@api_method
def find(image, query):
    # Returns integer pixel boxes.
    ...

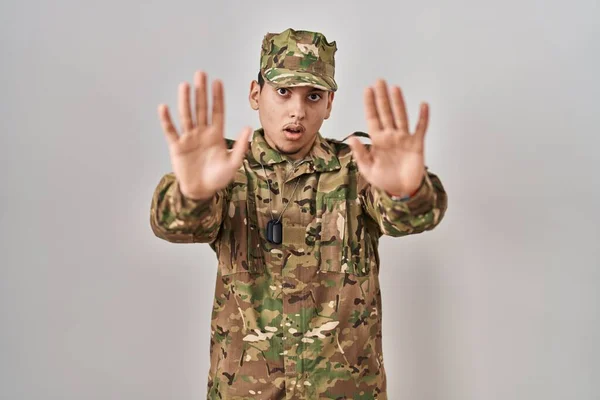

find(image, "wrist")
[178,184,215,201]
[387,185,420,199]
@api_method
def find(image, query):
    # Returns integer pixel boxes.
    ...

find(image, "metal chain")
[260,160,306,223]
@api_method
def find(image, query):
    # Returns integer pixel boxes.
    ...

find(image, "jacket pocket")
[319,194,369,277]
[216,194,265,276]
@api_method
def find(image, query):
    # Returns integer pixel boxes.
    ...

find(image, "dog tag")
[266,219,282,244]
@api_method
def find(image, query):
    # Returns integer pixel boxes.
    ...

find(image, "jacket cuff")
[378,172,435,212]
[171,181,216,220]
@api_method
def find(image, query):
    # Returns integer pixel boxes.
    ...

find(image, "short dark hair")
[257,71,264,90]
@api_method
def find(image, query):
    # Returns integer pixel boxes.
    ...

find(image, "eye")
[276,88,289,96]
[308,93,322,102]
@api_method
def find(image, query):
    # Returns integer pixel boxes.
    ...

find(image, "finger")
[229,127,252,169]
[364,87,382,134]
[157,104,179,145]
[195,71,208,129]
[390,86,409,134]
[414,102,429,139]
[211,80,225,132]
[374,79,396,130]
[347,136,373,175]
[178,82,194,132]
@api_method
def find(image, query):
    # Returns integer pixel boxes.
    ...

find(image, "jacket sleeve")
[149,173,227,244]
[360,167,448,237]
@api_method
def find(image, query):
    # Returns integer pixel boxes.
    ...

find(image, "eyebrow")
[283,87,326,94]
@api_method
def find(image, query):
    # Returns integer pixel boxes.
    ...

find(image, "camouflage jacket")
[150,129,448,399]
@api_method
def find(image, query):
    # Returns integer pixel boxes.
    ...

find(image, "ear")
[249,80,260,110]
[324,91,335,119]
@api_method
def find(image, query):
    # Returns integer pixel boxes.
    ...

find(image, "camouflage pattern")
[260,28,338,92]
[150,129,448,399]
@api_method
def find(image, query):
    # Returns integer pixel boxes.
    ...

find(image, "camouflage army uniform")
[150,29,448,400]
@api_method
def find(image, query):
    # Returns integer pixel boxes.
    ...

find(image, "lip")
[283,123,305,133]
[282,124,305,141]
[283,129,303,141]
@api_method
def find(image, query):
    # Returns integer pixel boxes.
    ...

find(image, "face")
[249,80,335,160]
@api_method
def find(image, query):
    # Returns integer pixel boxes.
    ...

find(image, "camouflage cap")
[260,28,338,92]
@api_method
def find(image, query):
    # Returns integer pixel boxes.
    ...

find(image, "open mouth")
[283,124,305,135]
[283,125,305,141]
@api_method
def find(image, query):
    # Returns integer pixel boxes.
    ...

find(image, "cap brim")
[263,68,337,92]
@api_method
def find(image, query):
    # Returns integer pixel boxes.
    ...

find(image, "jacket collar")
[250,128,341,172]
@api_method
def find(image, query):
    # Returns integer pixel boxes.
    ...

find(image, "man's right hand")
[157,70,252,200]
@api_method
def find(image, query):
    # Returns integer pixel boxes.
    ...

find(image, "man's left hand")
[347,79,429,198]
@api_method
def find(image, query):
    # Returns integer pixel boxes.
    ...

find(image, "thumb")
[229,126,252,169]
[347,136,373,175]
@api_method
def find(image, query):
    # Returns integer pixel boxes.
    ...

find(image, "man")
[150,28,447,400]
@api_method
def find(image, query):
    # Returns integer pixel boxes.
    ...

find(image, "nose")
[288,95,306,120]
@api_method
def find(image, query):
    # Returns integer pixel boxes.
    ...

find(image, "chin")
[277,144,303,156]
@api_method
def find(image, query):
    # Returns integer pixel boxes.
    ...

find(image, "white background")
[1,0,598,399]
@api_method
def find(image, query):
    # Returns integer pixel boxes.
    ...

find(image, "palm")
[169,126,231,196]
[158,71,251,199]
[348,80,429,197]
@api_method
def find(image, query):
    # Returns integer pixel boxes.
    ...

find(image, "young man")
[151,28,447,400]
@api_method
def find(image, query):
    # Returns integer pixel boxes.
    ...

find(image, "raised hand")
[347,79,429,197]
[157,70,252,200]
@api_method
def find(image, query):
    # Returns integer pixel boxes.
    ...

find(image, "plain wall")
[1,0,598,399]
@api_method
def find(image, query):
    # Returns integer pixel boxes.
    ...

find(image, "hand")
[157,70,252,200]
[347,79,429,197]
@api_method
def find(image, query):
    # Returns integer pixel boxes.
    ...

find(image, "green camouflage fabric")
[150,129,448,399]
[260,28,338,92]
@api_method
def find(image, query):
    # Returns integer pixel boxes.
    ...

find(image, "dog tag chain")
[260,161,303,244]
